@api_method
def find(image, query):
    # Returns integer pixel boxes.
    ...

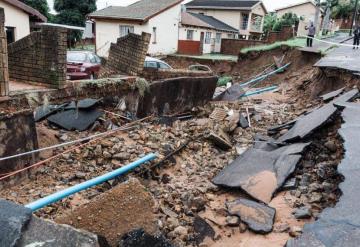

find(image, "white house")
[0,0,47,43]
[89,0,185,57]
[185,0,267,40]
[275,0,324,36]
[179,11,238,54]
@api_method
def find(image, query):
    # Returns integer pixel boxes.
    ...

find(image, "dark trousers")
[307,35,314,47]
[354,36,360,47]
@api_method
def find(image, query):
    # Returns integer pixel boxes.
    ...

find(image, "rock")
[226,216,240,227]
[59,134,69,142]
[173,226,188,240]
[193,216,215,245]
[324,140,337,152]
[103,151,112,159]
[0,199,32,247]
[119,229,173,247]
[94,145,102,156]
[293,207,311,219]
[75,172,86,179]
[239,114,249,129]
[309,193,322,203]
[239,222,248,233]
[289,226,302,238]
[18,216,101,247]
[280,129,289,135]
[113,152,131,160]
[166,218,179,230]
[226,198,276,234]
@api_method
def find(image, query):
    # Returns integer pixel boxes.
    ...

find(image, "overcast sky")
[47,0,305,13]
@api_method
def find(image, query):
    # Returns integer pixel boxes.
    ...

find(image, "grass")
[241,38,306,54]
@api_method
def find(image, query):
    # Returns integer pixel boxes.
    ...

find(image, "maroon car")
[67,51,101,80]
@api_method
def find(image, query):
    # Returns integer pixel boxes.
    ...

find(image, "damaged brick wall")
[0,8,9,96]
[136,76,218,118]
[8,26,67,88]
[0,110,38,175]
[100,32,151,77]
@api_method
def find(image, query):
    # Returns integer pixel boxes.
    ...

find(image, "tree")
[53,0,97,47]
[272,13,300,32]
[22,0,50,19]
[263,13,277,34]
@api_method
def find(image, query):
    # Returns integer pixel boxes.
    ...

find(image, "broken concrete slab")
[226,198,276,234]
[208,129,232,150]
[212,142,309,203]
[0,199,32,247]
[17,216,101,247]
[213,84,245,101]
[118,229,173,247]
[47,109,103,131]
[56,178,157,246]
[320,87,345,102]
[278,89,358,143]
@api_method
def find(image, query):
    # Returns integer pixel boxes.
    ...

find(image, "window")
[6,27,15,44]
[215,33,221,43]
[119,25,134,37]
[144,61,158,69]
[241,13,249,30]
[205,32,211,44]
[152,27,157,44]
[187,30,194,40]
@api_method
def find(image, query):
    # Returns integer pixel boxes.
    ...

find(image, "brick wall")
[0,8,8,96]
[221,26,294,55]
[8,26,67,88]
[100,32,151,77]
[178,40,202,55]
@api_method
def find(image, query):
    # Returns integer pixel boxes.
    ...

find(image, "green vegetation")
[241,38,306,53]
[21,0,51,19]
[263,12,301,34]
[173,54,238,62]
[217,76,232,87]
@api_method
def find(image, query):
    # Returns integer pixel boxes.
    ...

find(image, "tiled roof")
[89,0,183,22]
[182,12,238,32]
[186,0,260,10]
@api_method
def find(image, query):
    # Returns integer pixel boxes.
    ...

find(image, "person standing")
[353,25,360,49]
[305,22,316,47]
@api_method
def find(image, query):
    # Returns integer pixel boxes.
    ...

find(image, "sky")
[47,0,306,13]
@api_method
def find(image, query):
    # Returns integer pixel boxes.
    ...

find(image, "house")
[88,0,184,57]
[179,12,238,54]
[185,0,267,39]
[275,0,323,36]
[0,0,47,43]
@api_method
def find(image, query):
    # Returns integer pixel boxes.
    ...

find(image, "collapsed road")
[1,35,360,247]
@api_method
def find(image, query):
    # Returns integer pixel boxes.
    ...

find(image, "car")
[144,56,173,70]
[67,51,101,80]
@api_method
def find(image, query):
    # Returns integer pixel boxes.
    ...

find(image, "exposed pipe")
[241,86,278,98]
[239,63,291,88]
[25,153,157,211]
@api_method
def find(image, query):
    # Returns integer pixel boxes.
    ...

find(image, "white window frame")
[119,25,134,37]
[215,33,222,43]
[187,29,194,40]
[152,27,157,44]
[241,13,249,30]
[205,32,211,44]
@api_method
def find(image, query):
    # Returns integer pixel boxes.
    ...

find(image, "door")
[199,32,204,55]
[214,33,222,53]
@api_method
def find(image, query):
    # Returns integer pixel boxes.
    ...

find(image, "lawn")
[241,38,306,54]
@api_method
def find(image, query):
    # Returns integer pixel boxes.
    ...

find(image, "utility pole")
[350,0,359,36]
[314,0,321,34]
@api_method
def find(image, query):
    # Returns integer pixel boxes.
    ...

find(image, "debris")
[239,113,249,128]
[47,109,104,131]
[213,84,245,101]
[193,216,215,245]
[209,107,228,121]
[65,99,100,110]
[56,178,157,246]
[293,207,311,219]
[226,198,276,234]
[119,228,173,247]
[213,142,309,203]
[226,216,240,226]
[208,129,232,150]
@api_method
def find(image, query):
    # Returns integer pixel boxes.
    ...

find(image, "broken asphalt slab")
[287,94,360,247]
[213,84,245,101]
[212,142,309,203]
[278,89,359,143]
[320,87,345,102]
[47,109,104,131]
[226,198,276,234]
[65,99,101,110]
[0,199,32,247]
[119,229,173,247]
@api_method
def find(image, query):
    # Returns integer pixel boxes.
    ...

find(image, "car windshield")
[67,52,87,62]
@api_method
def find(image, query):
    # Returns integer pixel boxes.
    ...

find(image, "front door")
[199,32,204,55]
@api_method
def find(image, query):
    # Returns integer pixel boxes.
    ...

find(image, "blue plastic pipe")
[241,86,278,98]
[25,153,157,211]
[239,63,291,88]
